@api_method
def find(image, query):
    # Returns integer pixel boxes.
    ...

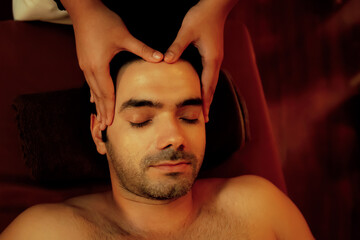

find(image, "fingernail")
[153,51,162,60]
[164,51,174,62]
[106,117,112,126]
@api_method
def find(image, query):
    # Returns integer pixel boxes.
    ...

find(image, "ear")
[90,114,107,155]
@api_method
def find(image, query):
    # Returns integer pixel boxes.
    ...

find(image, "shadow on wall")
[232,0,360,239]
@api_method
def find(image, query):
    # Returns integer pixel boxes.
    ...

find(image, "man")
[1,49,314,239]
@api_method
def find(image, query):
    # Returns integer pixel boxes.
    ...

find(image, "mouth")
[150,161,191,172]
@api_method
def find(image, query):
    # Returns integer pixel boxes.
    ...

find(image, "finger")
[90,89,95,103]
[93,93,108,130]
[94,96,101,122]
[84,67,115,127]
[164,28,193,63]
[94,96,107,130]
[103,90,115,126]
[92,68,115,128]
[125,37,163,63]
[84,71,101,120]
[201,59,221,122]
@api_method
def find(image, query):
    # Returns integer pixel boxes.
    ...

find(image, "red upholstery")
[202,19,286,192]
[0,21,109,231]
[0,20,285,232]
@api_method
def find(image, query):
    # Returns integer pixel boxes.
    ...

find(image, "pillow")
[13,87,109,187]
[12,71,247,186]
[202,70,248,169]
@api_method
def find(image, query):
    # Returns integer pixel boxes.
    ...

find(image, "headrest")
[13,70,247,186]
[203,70,247,170]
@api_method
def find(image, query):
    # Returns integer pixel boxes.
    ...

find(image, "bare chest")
[80,208,275,240]
[86,220,248,240]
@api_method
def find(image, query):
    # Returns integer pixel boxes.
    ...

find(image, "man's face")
[105,60,206,200]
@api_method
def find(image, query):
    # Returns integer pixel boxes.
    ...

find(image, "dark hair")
[109,45,203,89]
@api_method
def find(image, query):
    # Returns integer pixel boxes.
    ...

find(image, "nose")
[156,118,185,151]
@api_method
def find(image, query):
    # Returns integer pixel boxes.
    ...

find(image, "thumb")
[164,28,193,63]
[201,59,221,122]
[124,36,163,62]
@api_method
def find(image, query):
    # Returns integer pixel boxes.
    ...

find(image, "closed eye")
[181,118,199,124]
[130,120,152,128]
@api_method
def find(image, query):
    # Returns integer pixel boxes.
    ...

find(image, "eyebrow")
[176,98,202,108]
[120,97,202,112]
[120,99,163,112]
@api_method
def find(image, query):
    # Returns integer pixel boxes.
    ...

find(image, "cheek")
[106,135,143,174]
[107,121,153,160]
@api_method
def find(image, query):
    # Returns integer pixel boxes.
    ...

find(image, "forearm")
[57,0,105,24]
[199,0,239,18]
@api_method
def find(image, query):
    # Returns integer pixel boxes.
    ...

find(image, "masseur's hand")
[164,0,238,122]
[61,0,163,129]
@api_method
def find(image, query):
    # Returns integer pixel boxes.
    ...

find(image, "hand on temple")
[62,0,163,130]
[61,0,238,127]
[164,0,238,122]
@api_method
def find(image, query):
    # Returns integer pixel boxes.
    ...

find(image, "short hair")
[109,45,203,89]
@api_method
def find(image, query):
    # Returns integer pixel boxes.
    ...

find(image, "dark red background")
[1,0,359,239]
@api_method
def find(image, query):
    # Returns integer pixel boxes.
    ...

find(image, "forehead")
[115,60,201,105]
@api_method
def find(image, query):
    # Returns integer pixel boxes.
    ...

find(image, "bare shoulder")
[221,175,285,197]
[217,175,315,240]
[0,202,82,240]
[0,191,112,239]
[195,175,285,201]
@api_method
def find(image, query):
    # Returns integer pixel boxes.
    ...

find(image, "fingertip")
[164,51,175,63]
[89,89,95,103]
[203,109,210,123]
[104,100,115,127]
[100,122,107,131]
[126,38,163,63]
[201,93,212,123]
[105,113,114,126]
[152,51,163,61]
[165,30,191,63]
[203,105,210,123]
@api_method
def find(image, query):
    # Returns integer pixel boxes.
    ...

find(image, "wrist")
[199,0,238,17]
[59,0,104,24]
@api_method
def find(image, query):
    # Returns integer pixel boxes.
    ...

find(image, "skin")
[59,0,238,129]
[0,61,315,240]
[98,60,206,208]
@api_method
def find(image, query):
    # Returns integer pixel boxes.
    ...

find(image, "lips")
[150,161,191,172]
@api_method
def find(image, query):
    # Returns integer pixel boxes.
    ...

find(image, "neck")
[108,179,197,235]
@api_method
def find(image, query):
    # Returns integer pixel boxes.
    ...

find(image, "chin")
[138,175,196,200]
